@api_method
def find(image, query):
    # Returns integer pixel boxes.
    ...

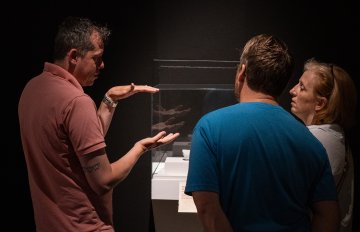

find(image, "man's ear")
[315,96,327,111]
[236,64,246,83]
[68,49,78,65]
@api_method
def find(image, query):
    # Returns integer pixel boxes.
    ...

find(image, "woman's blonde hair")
[304,58,357,130]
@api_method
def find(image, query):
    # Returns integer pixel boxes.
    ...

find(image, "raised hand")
[107,83,159,101]
[137,131,180,152]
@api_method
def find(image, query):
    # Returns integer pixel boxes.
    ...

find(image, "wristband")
[102,93,118,107]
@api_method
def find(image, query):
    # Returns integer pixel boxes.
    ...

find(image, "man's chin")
[89,76,98,85]
[83,80,96,87]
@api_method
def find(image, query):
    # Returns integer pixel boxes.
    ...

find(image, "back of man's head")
[239,34,294,98]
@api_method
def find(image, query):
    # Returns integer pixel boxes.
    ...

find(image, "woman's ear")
[315,96,327,111]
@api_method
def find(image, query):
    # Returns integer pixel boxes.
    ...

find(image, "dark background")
[10,0,359,231]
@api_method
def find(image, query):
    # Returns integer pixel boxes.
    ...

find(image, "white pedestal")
[151,157,202,232]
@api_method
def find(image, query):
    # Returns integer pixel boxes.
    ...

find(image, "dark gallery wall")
[10,0,359,231]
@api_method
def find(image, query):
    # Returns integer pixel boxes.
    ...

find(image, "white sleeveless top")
[308,124,353,232]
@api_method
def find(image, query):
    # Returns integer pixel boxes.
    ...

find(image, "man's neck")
[239,84,278,105]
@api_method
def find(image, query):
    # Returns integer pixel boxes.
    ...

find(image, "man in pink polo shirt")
[18,16,179,232]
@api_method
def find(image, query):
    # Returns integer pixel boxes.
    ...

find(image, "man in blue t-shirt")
[185,34,339,232]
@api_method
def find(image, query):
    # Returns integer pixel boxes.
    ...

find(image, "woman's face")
[289,70,319,125]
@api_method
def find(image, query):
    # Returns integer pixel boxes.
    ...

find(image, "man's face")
[74,32,105,87]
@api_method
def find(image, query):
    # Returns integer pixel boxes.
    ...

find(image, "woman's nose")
[289,87,296,96]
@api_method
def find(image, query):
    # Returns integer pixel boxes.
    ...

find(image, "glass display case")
[150,60,238,232]
[151,83,237,164]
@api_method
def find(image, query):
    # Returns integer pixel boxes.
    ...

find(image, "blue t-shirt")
[185,102,337,231]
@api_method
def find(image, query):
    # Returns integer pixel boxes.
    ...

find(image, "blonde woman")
[290,58,357,232]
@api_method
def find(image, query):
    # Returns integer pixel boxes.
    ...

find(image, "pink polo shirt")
[18,63,113,231]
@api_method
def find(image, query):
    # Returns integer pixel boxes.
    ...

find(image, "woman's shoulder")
[308,124,343,137]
